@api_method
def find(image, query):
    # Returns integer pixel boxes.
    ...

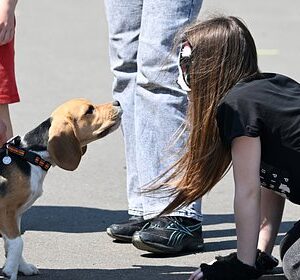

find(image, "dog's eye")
[84,105,94,115]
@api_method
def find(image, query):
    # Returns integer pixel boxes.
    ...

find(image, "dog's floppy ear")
[48,118,82,171]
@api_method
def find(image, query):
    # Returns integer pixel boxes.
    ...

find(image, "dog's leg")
[18,257,39,276]
[1,211,37,280]
[16,216,39,276]
[3,237,39,278]
[2,236,23,280]
[1,210,22,280]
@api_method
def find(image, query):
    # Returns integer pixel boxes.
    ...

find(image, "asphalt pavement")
[2,0,300,279]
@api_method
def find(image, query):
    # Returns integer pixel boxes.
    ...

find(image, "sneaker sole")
[132,232,204,254]
[106,228,133,243]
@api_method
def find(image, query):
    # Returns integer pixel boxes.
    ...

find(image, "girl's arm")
[189,136,263,280]
[189,136,278,280]
[231,136,261,266]
[0,0,18,45]
[258,187,285,254]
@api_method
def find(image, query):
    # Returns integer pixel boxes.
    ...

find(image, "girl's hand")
[189,253,262,280]
[188,268,203,280]
[0,0,17,45]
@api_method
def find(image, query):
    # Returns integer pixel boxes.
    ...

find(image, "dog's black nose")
[113,100,120,106]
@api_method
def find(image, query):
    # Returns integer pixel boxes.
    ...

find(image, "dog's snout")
[112,100,120,107]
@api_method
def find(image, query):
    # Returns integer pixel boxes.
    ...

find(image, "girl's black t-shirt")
[217,73,300,204]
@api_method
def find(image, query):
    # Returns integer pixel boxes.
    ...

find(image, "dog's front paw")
[18,262,39,276]
[2,266,18,280]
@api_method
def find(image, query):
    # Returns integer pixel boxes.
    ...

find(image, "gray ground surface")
[1,0,299,279]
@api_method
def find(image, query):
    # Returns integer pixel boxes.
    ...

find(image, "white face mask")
[177,41,192,92]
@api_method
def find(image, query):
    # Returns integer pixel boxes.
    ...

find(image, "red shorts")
[0,37,19,104]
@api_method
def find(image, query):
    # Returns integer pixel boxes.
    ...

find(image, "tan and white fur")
[0,98,122,280]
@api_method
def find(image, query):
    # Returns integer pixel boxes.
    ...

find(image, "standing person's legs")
[0,104,12,144]
[104,0,149,242]
[104,0,142,212]
[0,38,19,145]
[0,117,8,145]
[131,0,204,254]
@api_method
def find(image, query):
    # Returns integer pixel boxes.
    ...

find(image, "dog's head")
[48,98,122,171]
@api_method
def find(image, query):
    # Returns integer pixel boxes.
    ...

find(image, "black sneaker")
[132,216,204,254]
[106,216,149,242]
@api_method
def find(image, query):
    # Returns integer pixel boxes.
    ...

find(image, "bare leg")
[0,104,13,145]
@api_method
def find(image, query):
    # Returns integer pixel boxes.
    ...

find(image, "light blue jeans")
[104,0,203,221]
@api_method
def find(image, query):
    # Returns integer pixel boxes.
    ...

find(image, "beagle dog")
[0,98,122,280]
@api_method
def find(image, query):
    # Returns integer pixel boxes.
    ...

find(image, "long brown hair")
[161,16,259,214]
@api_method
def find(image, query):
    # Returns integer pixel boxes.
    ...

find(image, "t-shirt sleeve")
[216,97,261,146]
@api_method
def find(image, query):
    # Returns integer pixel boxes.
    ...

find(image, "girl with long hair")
[164,15,300,280]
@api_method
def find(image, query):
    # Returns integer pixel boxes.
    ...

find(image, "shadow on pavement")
[0,265,198,280]
[22,208,297,235]
[21,207,296,255]
[260,276,286,280]
[21,206,129,233]
[202,214,295,252]
[0,266,287,280]
[203,213,296,233]
[259,267,286,279]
